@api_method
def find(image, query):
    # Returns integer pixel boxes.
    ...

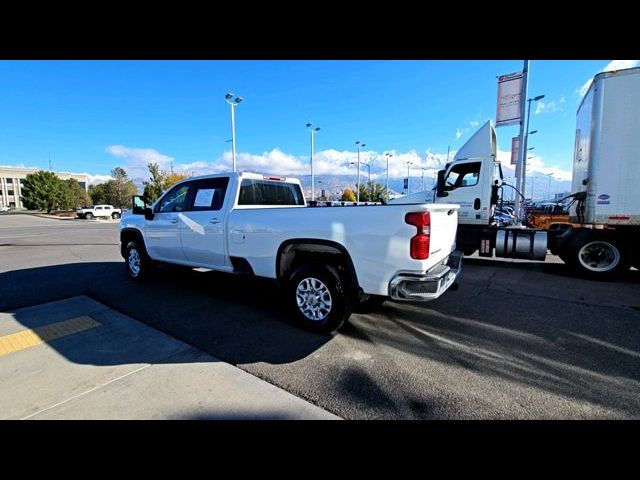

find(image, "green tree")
[20,170,67,213]
[357,181,387,203]
[142,162,167,205]
[62,178,91,209]
[340,188,356,202]
[89,183,108,205]
[107,167,138,208]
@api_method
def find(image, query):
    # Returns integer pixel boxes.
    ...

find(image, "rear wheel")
[125,241,153,280]
[85,212,94,220]
[285,263,352,334]
[566,232,629,279]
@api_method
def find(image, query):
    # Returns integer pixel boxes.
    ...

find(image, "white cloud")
[105,145,175,178]
[577,60,640,98]
[455,129,463,139]
[469,120,480,127]
[84,174,113,185]
[534,100,560,115]
[496,148,571,181]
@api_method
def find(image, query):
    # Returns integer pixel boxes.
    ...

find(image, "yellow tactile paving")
[0,316,101,357]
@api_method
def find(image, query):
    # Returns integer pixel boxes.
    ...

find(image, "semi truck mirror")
[436,170,448,197]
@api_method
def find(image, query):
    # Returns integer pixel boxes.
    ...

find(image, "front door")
[145,182,193,261]
[179,177,230,268]
[440,159,487,225]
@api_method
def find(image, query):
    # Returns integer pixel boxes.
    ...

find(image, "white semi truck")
[391,66,640,279]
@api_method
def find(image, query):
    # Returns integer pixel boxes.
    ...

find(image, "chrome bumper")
[389,250,463,301]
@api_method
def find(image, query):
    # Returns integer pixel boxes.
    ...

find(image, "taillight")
[405,211,430,259]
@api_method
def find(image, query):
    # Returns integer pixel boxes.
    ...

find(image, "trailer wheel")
[568,233,629,279]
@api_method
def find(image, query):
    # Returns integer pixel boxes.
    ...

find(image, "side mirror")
[436,170,448,198]
[132,195,146,215]
[144,207,155,221]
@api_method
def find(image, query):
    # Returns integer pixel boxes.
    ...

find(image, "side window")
[190,177,230,211]
[444,162,481,191]
[95,206,103,210]
[238,179,305,206]
[157,183,191,213]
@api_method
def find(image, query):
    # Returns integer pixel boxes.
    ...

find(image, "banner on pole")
[510,137,519,165]
[496,72,523,127]
[403,178,408,189]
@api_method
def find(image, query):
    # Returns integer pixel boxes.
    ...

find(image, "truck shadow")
[0,262,331,367]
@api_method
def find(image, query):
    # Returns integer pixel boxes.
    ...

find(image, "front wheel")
[112,212,121,219]
[125,241,153,280]
[285,263,352,334]
[84,212,94,220]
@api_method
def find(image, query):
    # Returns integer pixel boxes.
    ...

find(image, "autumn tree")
[340,188,356,202]
[165,172,188,189]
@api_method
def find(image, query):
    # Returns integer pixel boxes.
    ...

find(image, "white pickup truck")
[77,205,122,220]
[120,172,462,333]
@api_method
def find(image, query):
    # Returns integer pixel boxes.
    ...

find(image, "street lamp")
[355,141,365,202]
[545,173,554,200]
[306,123,321,202]
[421,167,428,191]
[406,161,412,194]
[384,153,393,202]
[521,95,544,200]
[225,92,243,172]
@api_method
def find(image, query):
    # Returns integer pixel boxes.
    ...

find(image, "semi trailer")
[391,66,640,279]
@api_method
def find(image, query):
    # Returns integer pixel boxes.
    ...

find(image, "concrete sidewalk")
[0,296,338,419]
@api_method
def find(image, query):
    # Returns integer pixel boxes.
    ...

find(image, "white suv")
[76,205,122,220]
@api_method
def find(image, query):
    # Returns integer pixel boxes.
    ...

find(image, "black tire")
[285,263,352,334]
[112,212,121,219]
[353,294,387,314]
[85,212,94,220]
[125,240,153,280]
[565,231,629,280]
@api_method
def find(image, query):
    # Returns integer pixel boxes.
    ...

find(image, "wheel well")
[120,228,146,258]
[277,240,359,291]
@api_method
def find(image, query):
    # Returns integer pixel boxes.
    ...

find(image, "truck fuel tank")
[495,228,547,261]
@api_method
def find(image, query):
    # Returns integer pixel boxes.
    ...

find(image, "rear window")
[238,179,305,206]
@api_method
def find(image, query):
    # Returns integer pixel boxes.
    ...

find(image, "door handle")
[170,218,179,224]
[209,218,221,224]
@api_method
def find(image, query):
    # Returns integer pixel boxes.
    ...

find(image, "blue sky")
[0,59,636,184]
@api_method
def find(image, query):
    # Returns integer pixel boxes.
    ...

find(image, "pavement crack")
[20,364,151,420]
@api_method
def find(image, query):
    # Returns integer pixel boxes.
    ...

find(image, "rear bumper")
[388,250,463,302]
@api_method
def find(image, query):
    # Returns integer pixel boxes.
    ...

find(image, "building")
[0,166,88,209]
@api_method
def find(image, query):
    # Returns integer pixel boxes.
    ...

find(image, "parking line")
[0,316,101,357]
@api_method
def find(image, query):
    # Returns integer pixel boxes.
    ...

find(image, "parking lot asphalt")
[2,213,640,419]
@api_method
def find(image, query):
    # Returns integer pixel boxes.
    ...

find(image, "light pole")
[521,94,544,202]
[421,167,428,191]
[318,180,323,201]
[306,123,321,201]
[545,173,554,200]
[384,153,393,202]
[355,141,365,202]
[225,92,243,172]
[406,161,412,194]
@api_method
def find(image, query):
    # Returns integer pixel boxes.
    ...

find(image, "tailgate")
[427,204,459,264]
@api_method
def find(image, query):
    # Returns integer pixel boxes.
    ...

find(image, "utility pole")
[355,141,365,202]
[445,145,451,163]
[514,60,530,223]
[384,153,393,203]
[49,153,52,172]
[170,161,174,175]
[406,161,412,194]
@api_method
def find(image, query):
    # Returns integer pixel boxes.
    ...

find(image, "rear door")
[179,177,231,267]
